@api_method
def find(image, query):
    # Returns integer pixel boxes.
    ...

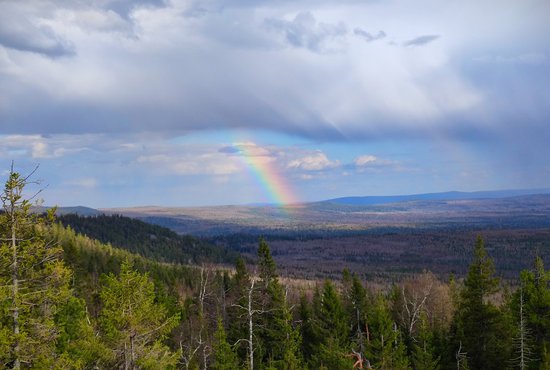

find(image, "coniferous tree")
[412,313,440,370]
[98,260,180,369]
[342,271,370,356]
[212,317,239,370]
[256,239,301,369]
[368,294,410,370]
[310,280,350,370]
[456,236,511,370]
[55,296,112,368]
[515,256,550,369]
[299,292,318,366]
[0,168,72,368]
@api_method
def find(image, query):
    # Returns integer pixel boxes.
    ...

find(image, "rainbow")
[236,142,299,206]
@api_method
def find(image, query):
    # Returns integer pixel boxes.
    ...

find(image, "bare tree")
[180,266,213,370]
[232,272,274,370]
[397,273,434,338]
[456,341,468,370]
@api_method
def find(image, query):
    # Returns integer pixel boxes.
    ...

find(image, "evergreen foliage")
[58,213,238,264]
[99,260,180,369]
[456,236,513,370]
[411,313,440,370]
[212,317,240,370]
[514,256,550,369]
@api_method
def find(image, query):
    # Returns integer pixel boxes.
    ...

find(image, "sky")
[0,0,549,207]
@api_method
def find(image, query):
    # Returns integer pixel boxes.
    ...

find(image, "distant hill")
[323,189,550,206]
[55,206,102,216]
[32,205,101,216]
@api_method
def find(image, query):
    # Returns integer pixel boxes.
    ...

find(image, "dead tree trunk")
[10,193,20,370]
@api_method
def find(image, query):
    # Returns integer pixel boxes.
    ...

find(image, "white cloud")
[354,155,377,166]
[288,151,340,171]
[352,154,400,172]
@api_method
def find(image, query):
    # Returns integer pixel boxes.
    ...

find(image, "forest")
[2,170,550,370]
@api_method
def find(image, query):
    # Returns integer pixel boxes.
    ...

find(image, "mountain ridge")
[321,188,550,206]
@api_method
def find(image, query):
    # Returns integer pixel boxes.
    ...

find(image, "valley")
[100,192,550,281]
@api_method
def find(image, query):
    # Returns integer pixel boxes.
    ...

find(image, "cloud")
[0,134,84,159]
[264,11,347,53]
[351,154,400,173]
[353,28,386,42]
[232,142,274,157]
[0,3,75,58]
[101,0,167,19]
[354,155,378,166]
[287,151,340,171]
[402,34,440,47]
[0,0,548,154]
[219,146,241,154]
[473,53,547,65]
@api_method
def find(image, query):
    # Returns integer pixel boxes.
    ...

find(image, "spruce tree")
[212,317,239,370]
[256,239,301,369]
[0,167,72,368]
[349,273,369,354]
[457,236,511,369]
[367,294,410,370]
[299,292,318,365]
[515,256,550,369]
[412,313,440,370]
[310,280,350,370]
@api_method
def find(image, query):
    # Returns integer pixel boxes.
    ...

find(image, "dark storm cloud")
[353,28,386,42]
[403,34,440,47]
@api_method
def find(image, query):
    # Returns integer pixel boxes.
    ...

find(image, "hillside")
[57,213,239,265]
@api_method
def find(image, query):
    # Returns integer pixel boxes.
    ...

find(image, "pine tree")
[98,260,180,369]
[0,167,72,368]
[212,317,239,370]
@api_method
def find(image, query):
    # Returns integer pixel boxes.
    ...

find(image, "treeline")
[2,170,550,369]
